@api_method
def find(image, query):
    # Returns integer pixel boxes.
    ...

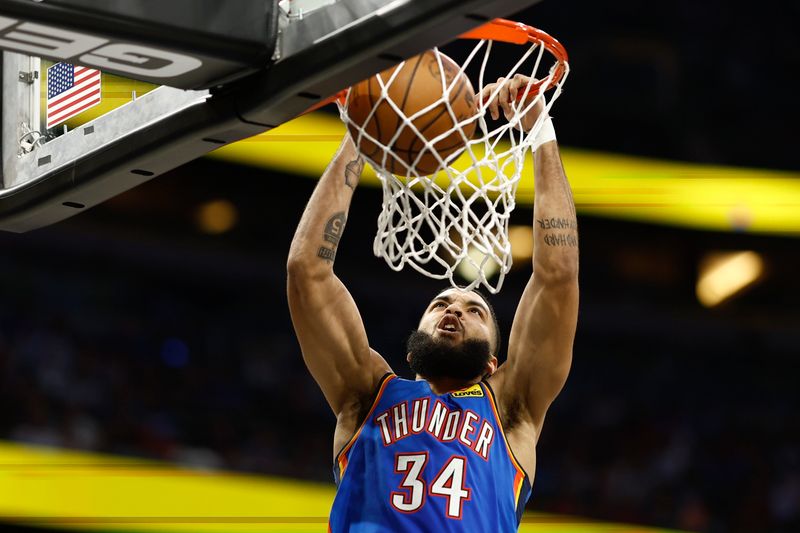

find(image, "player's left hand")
[480,74,545,132]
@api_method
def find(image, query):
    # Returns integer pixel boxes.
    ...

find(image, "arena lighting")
[696,251,765,307]
[195,199,239,235]
[508,225,534,263]
[456,246,500,284]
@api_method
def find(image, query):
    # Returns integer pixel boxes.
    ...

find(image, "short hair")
[433,285,502,356]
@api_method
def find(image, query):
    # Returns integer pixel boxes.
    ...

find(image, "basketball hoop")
[340,19,569,293]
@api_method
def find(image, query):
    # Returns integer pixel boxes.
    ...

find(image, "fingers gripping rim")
[461,19,568,99]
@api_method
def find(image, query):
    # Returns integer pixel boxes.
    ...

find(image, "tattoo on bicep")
[317,212,347,262]
[344,157,364,190]
[317,246,337,261]
[323,213,346,245]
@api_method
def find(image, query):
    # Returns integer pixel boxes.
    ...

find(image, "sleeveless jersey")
[329,373,531,532]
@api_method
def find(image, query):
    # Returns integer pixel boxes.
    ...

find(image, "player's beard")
[406,330,492,381]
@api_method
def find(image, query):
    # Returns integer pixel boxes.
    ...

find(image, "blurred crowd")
[0,254,331,478]
[0,237,797,533]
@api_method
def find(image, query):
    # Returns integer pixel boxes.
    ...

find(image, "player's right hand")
[480,74,545,132]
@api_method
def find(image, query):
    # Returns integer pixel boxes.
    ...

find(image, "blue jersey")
[329,373,531,532]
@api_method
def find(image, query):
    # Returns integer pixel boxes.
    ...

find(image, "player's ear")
[485,355,498,376]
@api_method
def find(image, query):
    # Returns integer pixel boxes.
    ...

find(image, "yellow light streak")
[0,441,687,533]
[208,112,800,236]
[41,74,800,237]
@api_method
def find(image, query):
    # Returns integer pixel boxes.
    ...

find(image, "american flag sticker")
[46,63,101,129]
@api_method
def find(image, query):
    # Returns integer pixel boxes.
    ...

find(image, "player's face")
[406,288,497,381]
[418,288,495,350]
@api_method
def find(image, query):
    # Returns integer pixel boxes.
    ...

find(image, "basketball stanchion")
[338,19,569,293]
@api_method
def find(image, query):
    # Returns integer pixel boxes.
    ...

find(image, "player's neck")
[418,375,482,395]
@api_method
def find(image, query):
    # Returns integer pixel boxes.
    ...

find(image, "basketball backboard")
[0,0,545,232]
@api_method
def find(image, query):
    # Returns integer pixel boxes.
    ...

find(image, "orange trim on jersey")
[480,382,529,506]
[512,468,525,504]
[335,373,397,480]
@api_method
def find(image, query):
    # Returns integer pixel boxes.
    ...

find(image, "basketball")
[345,50,477,176]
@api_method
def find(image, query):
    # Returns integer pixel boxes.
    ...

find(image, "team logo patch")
[451,384,483,398]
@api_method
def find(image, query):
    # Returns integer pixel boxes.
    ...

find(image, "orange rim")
[300,89,348,115]
[304,18,568,114]
[460,18,568,94]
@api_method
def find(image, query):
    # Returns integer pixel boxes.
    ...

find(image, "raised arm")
[486,76,579,440]
[287,136,392,416]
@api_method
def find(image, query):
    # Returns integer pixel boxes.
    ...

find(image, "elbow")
[286,253,306,277]
[287,254,331,287]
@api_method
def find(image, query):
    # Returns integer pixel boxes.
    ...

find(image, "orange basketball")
[346,50,477,176]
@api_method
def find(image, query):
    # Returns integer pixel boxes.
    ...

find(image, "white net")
[340,23,569,293]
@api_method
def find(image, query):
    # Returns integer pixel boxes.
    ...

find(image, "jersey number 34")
[391,452,471,519]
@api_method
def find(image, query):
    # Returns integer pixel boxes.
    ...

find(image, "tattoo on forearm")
[317,212,347,262]
[543,233,578,247]
[537,217,578,247]
[344,157,364,190]
[536,217,577,230]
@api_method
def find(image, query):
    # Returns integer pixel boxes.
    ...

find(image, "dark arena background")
[0,1,798,532]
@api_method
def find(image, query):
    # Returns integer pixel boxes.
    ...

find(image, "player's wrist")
[338,134,359,158]
[532,115,556,152]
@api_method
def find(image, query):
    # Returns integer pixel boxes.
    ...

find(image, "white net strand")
[341,28,569,293]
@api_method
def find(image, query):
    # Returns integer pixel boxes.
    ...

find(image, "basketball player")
[287,74,579,532]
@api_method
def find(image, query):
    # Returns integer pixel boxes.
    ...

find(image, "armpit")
[501,395,527,431]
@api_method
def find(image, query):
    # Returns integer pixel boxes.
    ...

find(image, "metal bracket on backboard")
[17,70,37,84]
